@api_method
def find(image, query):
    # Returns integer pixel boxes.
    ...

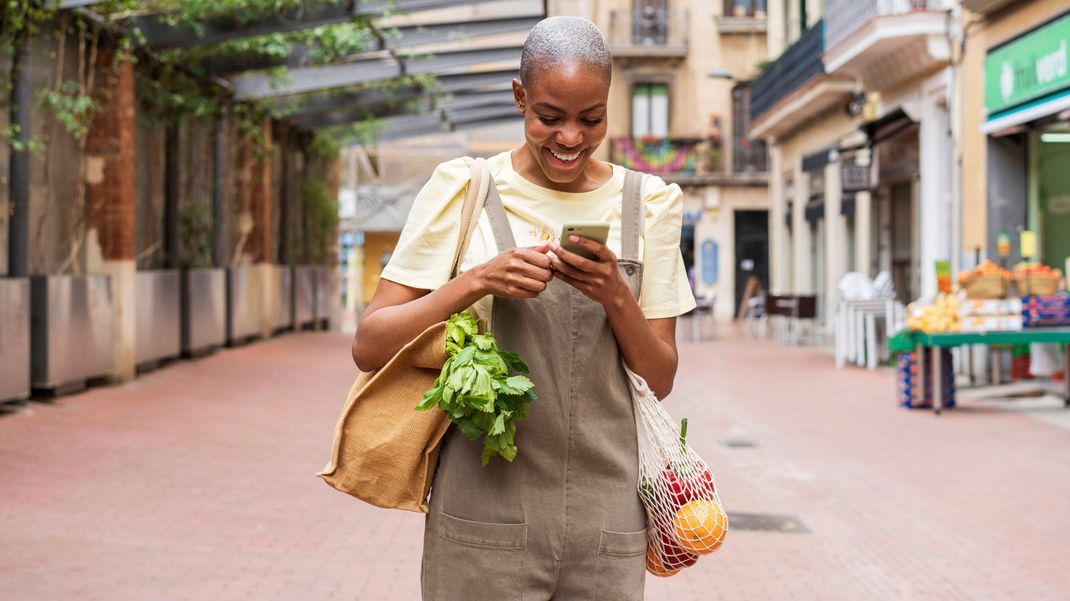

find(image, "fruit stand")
[908,328,1070,415]
[891,258,1069,415]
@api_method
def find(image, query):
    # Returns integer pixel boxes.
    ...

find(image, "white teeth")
[550,149,580,162]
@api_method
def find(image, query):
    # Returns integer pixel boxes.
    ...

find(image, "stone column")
[85,49,136,381]
[919,86,952,299]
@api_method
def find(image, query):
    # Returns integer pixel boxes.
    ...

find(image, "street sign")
[701,239,718,285]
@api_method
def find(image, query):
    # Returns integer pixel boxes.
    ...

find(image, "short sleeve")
[638,176,697,319]
[379,158,471,291]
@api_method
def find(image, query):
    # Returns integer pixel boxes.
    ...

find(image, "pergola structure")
[53,0,537,142]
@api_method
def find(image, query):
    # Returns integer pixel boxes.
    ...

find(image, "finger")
[549,253,594,283]
[510,256,553,282]
[553,242,598,272]
[567,235,616,262]
[514,247,552,269]
[529,241,552,254]
[512,275,548,294]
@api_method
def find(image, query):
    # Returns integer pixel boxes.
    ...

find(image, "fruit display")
[1013,262,1063,297]
[904,294,960,333]
[958,297,1023,332]
[957,260,1010,299]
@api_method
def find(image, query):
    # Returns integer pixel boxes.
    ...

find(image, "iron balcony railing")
[607,8,688,55]
[750,19,825,124]
[733,136,768,173]
[610,137,722,176]
[723,0,767,18]
[824,0,949,51]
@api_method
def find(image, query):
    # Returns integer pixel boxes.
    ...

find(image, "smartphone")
[559,221,610,260]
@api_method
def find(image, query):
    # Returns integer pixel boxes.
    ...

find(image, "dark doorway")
[734,210,769,317]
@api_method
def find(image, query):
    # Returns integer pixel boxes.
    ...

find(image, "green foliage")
[38,80,100,140]
[417,312,537,467]
[301,177,339,265]
[179,199,214,269]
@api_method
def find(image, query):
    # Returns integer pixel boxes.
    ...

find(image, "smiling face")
[512,61,611,192]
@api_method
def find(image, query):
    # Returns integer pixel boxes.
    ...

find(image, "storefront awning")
[863,108,916,145]
[982,89,1070,135]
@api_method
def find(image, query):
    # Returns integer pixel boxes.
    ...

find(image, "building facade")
[750,0,960,331]
[961,0,1070,275]
[593,0,772,321]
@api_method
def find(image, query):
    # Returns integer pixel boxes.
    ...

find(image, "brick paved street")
[2,329,1070,601]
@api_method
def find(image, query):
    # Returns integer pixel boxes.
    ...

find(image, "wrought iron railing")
[824,0,949,51]
[607,8,688,52]
[750,19,825,123]
[610,137,722,176]
[723,0,767,18]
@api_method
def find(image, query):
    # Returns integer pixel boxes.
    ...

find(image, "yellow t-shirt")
[380,151,697,321]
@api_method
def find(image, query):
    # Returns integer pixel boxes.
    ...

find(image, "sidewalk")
[2,329,1069,600]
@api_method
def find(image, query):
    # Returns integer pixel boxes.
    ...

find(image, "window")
[632,83,669,138]
[731,84,768,173]
[724,0,767,17]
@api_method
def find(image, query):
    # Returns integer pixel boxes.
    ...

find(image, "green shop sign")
[985,13,1070,115]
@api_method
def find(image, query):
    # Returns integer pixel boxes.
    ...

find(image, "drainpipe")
[278,130,291,266]
[164,124,180,269]
[212,114,226,268]
[8,30,31,277]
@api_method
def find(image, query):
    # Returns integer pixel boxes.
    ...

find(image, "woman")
[353,17,696,601]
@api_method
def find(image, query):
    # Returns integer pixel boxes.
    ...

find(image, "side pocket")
[593,529,648,601]
[427,512,527,601]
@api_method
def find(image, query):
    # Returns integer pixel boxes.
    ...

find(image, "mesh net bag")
[625,365,728,577]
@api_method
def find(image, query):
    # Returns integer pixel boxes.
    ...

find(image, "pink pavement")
[1,328,1069,600]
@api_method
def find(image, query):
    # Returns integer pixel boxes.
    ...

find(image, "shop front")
[982,10,1070,274]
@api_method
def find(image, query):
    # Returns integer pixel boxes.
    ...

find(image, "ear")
[512,78,526,113]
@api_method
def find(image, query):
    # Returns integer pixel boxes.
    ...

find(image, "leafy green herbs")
[416,312,536,466]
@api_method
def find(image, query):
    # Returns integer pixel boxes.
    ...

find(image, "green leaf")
[489,414,506,436]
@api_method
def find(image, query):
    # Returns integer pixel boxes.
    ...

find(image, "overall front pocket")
[593,528,648,601]
[428,512,527,601]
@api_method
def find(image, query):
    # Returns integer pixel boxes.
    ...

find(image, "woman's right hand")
[470,242,554,299]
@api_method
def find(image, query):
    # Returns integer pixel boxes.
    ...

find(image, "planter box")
[314,266,331,328]
[294,265,316,328]
[135,270,181,368]
[274,265,294,331]
[30,275,115,392]
[226,266,262,344]
[0,278,31,402]
[182,268,225,355]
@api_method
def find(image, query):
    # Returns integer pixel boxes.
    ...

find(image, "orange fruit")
[645,544,682,577]
[672,499,727,555]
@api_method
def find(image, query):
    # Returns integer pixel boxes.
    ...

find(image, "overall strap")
[484,178,517,252]
[621,170,644,261]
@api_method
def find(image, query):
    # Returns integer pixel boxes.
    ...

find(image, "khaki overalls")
[422,171,649,601]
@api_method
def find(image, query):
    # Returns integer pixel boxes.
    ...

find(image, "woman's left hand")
[548,236,629,308]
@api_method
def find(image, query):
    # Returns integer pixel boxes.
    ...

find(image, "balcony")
[962,0,1015,14]
[718,0,768,34]
[607,8,688,59]
[749,20,856,140]
[609,137,766,187]
[824,0,953,91]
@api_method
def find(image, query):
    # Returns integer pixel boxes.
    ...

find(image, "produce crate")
[896,349,955,410]
[1016,275,1061,297]
[960,274,1009,299]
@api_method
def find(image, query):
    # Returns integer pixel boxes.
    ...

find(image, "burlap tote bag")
[317,157,491,512]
